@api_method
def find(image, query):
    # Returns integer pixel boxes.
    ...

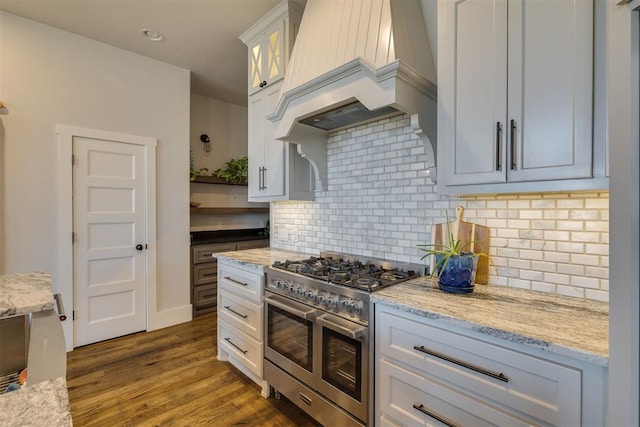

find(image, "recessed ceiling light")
[140,28,164,42]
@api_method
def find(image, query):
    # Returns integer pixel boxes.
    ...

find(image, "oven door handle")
[265,294,318,320]
[317,315,366,339]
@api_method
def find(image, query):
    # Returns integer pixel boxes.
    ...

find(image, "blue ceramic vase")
[435,253,479,294]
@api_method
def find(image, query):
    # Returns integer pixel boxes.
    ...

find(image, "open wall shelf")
[191,176,248,186]
[190,207,269,215]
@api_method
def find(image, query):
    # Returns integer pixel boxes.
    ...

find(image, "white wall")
[0,12,192,337]
[189,93,268,231]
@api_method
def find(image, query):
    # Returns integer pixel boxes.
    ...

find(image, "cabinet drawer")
[193,263,218,285]
[218,290,263,340]
[218,319,263,377]
[217,262,263,303]
[378,358,534,427]
[193,284,217,308]
[192,242,236,264]
[377,307,581,426]
[235,239,269,250]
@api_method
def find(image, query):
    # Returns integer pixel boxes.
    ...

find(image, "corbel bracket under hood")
[266,57,437,191]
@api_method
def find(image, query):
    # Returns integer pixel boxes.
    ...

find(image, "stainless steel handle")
[224,305,248,319]
[496,122,502,171]
[317,315,365,339]
[262,167,267,190]
[53,293,66,321]
[224,337,248,354]
[412,403,459,427]
[299,393,312,406]
[510,119,516,170]
[413,345,509,383]
[224,276,248,287]
[265,294,318,320]
[258,166,263,190]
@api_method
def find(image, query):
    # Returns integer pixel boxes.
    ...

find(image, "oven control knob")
[297,286,306,298]
[318,292,329,306]
[351,300,364,315]
[340,297,350,311]
[275,279,284,289]
[325,294,338,309]
[305,289,317,302]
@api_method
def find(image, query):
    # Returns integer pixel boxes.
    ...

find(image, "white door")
[73,136,147,346]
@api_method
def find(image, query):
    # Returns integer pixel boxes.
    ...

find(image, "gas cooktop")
[271,253,421,291]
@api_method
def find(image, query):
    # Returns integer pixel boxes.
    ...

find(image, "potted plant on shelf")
[212,156,248,184]
[418,215,492,294]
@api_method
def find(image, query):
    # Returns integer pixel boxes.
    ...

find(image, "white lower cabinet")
[375,305,605,427]
[216,260,268,397]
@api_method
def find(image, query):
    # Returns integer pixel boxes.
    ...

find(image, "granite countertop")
[0,377,72,426]
[371,276,609,367]
[0,272,54,318]
[213,248,313,271]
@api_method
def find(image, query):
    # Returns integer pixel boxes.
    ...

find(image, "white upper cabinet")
[246,19,285,96]
[247,81,286,199]
[438,0,606,194]
[241,0,314,202]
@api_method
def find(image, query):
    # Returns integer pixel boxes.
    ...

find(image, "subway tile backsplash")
[271,114,609,302]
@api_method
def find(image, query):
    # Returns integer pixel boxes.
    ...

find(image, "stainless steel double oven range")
[263,252,422,426]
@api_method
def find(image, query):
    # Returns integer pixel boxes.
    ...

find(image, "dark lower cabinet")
[191,239,269,317]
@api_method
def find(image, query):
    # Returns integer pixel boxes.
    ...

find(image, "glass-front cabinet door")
[248,21,284,95]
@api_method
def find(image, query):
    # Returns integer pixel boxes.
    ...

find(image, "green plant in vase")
[418,216,492,294]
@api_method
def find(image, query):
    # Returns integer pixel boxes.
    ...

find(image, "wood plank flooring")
[66,312,320,426]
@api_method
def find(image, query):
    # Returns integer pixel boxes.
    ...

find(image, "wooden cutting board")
[430,206,491,284]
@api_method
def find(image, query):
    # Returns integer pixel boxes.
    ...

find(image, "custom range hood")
[267,0,438,191]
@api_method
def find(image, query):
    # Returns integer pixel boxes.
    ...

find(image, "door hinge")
[71,154,75,165]
[72,310,75,320]
[72,232,76,243]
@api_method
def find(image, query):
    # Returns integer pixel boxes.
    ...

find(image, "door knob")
[136,244,144,251]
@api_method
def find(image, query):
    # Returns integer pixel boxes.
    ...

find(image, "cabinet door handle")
[262,167,267,190]
[412,403,459,427]
[413,345,509,383]
[496,122,502,171]
[224,276,248,286]
[224,337,248,354]
[224,305,248,319]
[259,80,267,88]
[510,119,517,170]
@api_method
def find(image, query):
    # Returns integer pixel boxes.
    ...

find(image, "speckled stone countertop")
[371,276,609,367]
[0,377,72,426]
[213,248,313,271]
[0,272,54,318]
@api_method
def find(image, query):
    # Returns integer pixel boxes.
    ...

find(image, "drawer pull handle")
[224,276,248,286]
[299,393,312,406]
[224,305,248,319]
[413,345,509,383]
[412,403,459,427]
[224,337,248,354]
[202,272,216,277]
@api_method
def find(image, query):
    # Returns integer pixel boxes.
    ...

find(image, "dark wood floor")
[66,312,320,426]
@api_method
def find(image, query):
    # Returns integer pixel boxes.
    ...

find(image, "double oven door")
[264,291,369,423]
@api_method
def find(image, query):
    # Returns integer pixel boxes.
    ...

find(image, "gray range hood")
[266,0,438,191]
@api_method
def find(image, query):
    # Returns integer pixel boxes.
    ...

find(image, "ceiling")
[0,0,282,106]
